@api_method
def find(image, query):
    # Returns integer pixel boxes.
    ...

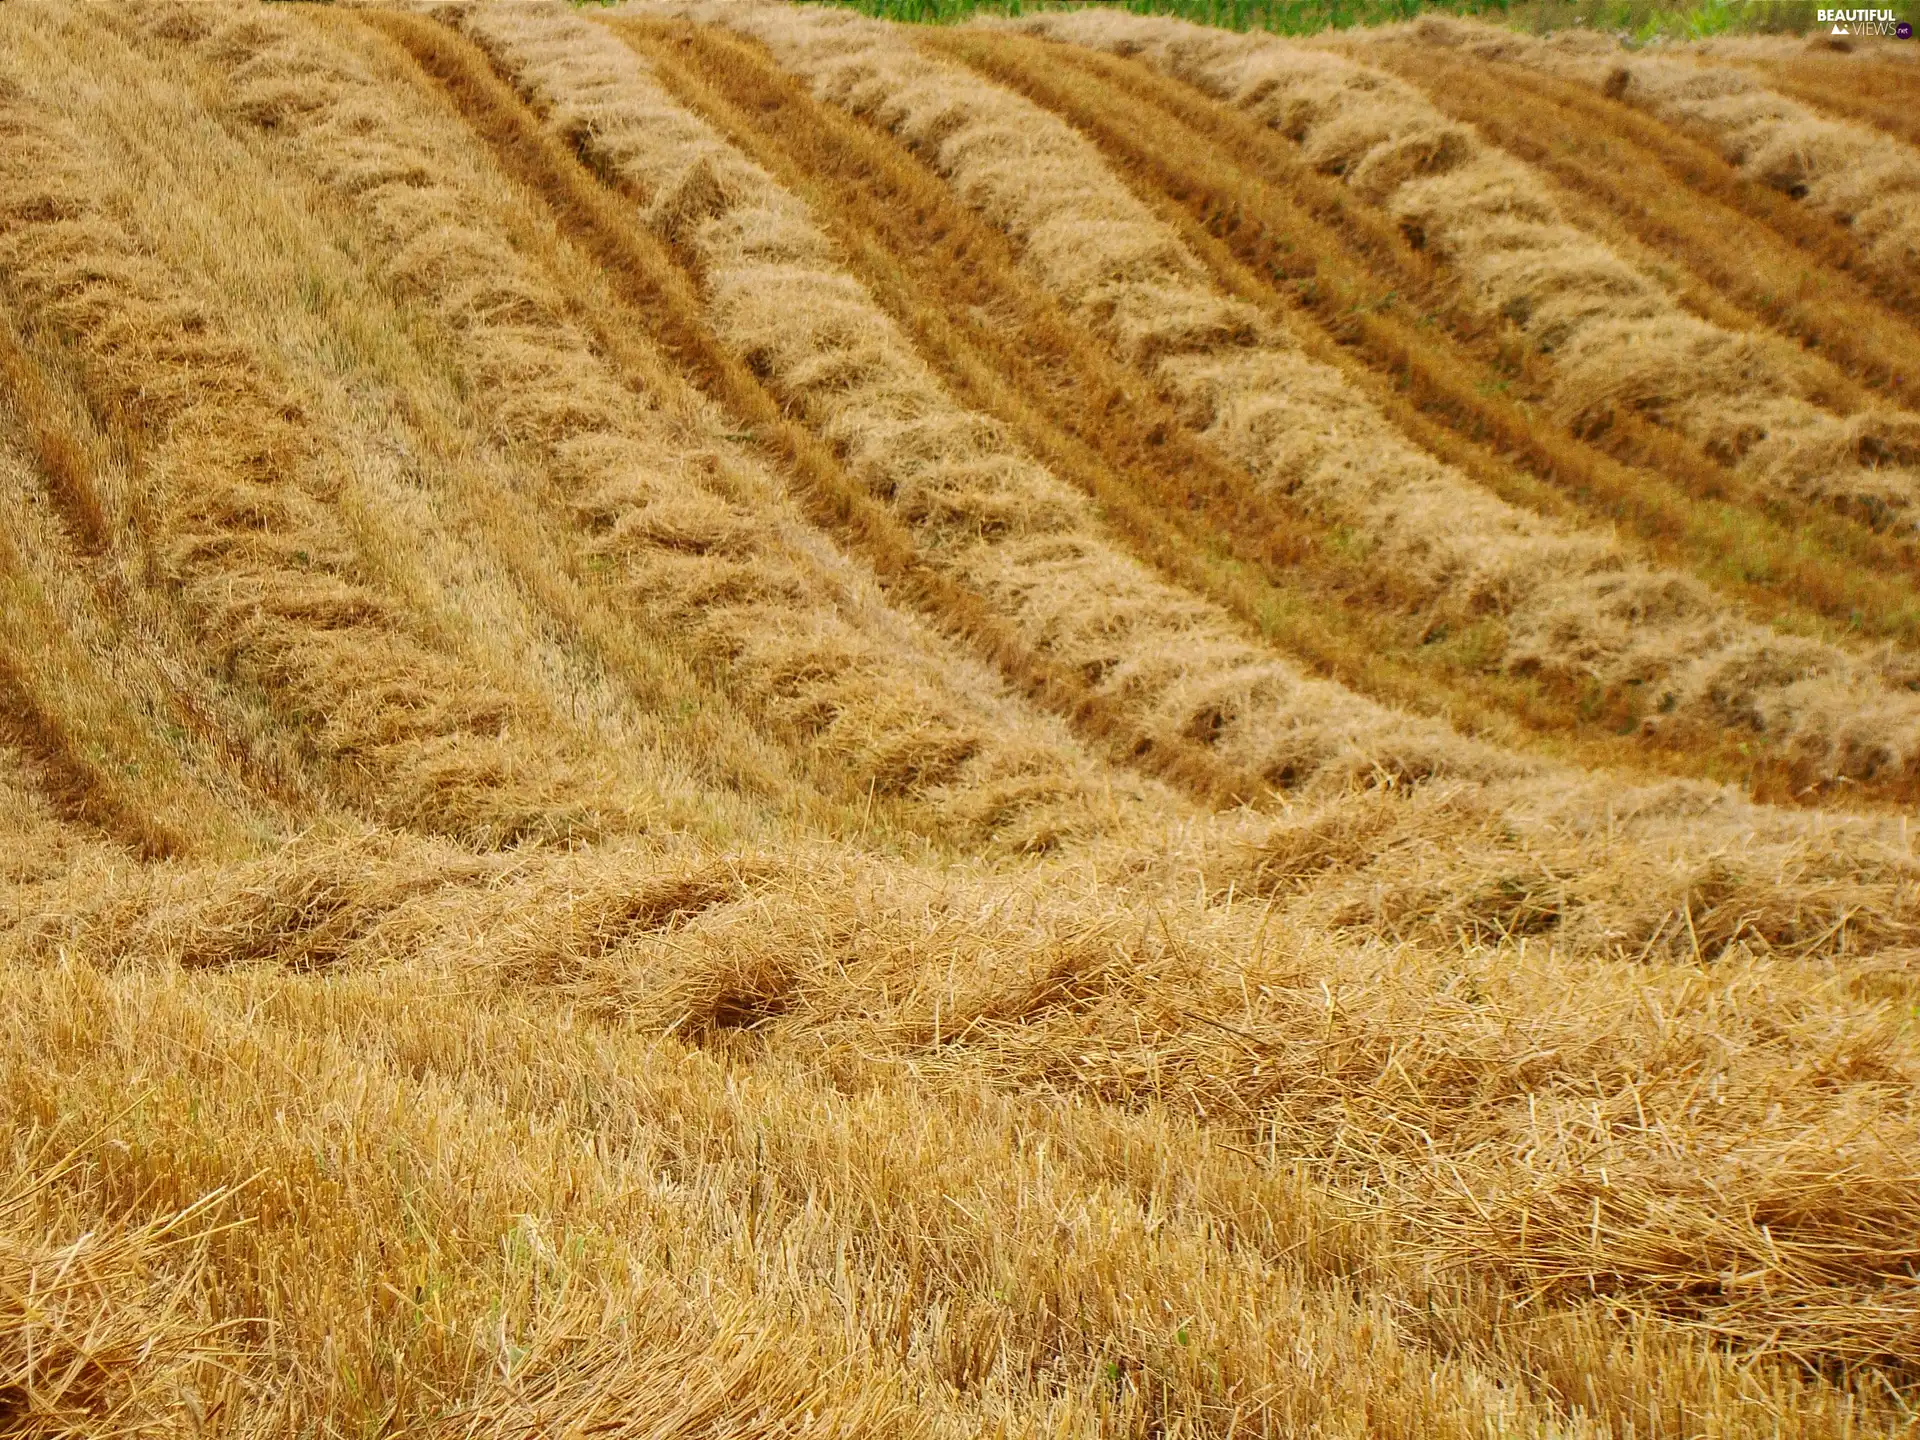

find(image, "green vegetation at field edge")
[805,0,1823,43]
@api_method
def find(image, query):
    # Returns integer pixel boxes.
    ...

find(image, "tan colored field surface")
[1,1,1918,1434]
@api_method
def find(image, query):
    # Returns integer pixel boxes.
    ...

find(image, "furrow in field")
[1359,38,1920,416]
[1020,13,1920,548]
[417,1,1511,805]
[3,4,1919,1431]
[0,64,633,849]
[708,1,1920,804]
[43,0,824,854]
[0,650,166,861]
[606,17,1712,771]
[0,330,330,836]
[130,0,1153,856]
[1440,20,1920,321]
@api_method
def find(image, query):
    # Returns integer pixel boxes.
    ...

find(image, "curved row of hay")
[12,0,1904,955]
[576,15,1617,764]
[1338,36,1920,418]
[686,0,1920,796]
[0,435,263,861]
[115,0,1154,858]
[1698,39,1920,153]
[431,0,1510,803]
[26,0,1913,977]
[884,27,1920,734]
[0,50,633,851]
[1026,12,1920,534]
[1493,25,1920,295]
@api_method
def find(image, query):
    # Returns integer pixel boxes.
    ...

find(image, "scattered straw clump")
[9,822,773,985]
[0,1167,228,1439]
[549,846,1920,1368]
[713,1,1920,792]
[9,819,1918,1395]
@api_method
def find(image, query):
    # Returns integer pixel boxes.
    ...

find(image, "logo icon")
[1899,18,1915,34]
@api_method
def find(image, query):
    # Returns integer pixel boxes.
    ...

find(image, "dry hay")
[0,427,281,861]
[453,0,1509,802]
[0,64,627,850]
[0,2,1916,1433]
[7,824,1917,1406]
[705,0,1920,791]
[1023,11,1920,533]
[0,744,126,890]
[1209,773,1920,962]
[612,862,1920,1366]
[0,1158,230,1438]
[132,0,1186,855]
[1482,20,1920,277]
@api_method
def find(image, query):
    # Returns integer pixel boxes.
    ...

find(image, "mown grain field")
[2,1,1918,1434]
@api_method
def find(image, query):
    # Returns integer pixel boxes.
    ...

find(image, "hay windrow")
[1026,12,1920,533]
[702,0,1920,797]
[1481,20,1920,294]
[0,67,624,850]
[131,0,1159,855]
[452,0,1515,803]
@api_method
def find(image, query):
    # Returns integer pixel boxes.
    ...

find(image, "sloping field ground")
[1,0,1918,1434]
[628,3,1920,803]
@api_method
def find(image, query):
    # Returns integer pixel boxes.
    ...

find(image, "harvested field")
[1,1,1918,1435]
